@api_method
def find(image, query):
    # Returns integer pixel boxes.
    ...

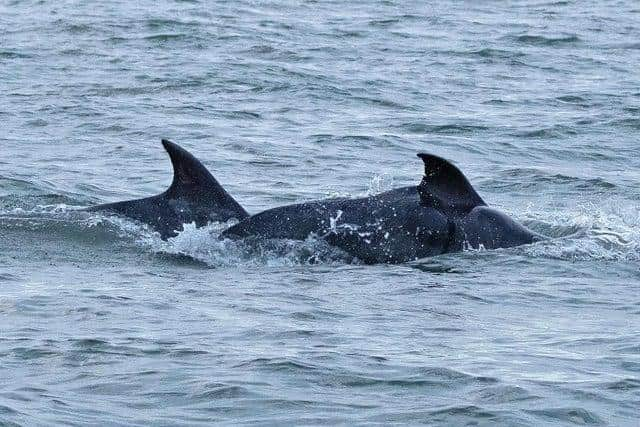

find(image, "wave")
[510,125,578,139]
[512,34,581,46]
[392,122,489,135]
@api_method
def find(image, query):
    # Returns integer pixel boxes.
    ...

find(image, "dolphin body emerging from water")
[89,139,543,264]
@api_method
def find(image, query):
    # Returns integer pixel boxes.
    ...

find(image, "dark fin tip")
[161,138,180,153]
[416,152,450,165]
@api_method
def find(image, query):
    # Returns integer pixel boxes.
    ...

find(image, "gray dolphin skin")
[90,139,544,264]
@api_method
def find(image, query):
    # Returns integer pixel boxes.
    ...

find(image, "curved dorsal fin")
[162,139,222,197]
[416,153,486,213]
[88,139,248,239]
[161,138,248,219]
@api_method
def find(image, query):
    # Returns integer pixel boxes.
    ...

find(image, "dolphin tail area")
[88,139,249,238]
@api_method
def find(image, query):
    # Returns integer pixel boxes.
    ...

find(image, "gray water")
[1,0,640,425]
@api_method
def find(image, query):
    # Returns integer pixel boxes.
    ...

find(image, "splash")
[1,196,357,267]
[367,173,395,196]
[3,192,640,265]
[516,199,640,261]
[147,222,356,267]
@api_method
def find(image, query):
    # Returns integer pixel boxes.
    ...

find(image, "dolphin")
[89,139,544,264]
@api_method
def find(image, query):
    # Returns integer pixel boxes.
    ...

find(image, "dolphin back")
[88,139,249,238]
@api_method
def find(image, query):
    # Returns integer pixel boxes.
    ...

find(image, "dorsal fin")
[161,138,248,220]
[416,153,486,213]
[162,139,223,198]
[88,139,248,239]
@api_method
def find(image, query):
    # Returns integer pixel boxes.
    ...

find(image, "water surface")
[1,0,639,425]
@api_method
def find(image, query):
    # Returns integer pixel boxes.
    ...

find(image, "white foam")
[142,221,354,267]
[5,196,640,265]
[517,199,640,261]
[366,173,395,196]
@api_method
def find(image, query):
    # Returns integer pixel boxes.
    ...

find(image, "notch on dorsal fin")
[416,153,486,213]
